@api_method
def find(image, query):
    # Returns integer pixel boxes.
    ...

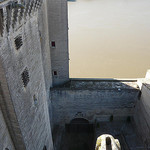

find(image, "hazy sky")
[68,0,150,78]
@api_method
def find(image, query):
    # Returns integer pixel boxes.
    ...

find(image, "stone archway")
[70,117,89,124]
[63,117,95,150]
[66,117,94,133]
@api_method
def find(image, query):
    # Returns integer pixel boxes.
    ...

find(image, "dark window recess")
[0,9,4,36]
[21,68,29,87]
[51,41,56,47]
[14,35,23,50]
[43,146,47,150]
[6,5,12,32]
[138,91,142,100]
[53,71,57,76]
[33,95,38,106]
[106,137,111,145]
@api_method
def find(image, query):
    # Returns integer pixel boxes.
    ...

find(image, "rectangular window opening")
[51,41,56,48]
[0,9,4,36]
[53,71,57,76]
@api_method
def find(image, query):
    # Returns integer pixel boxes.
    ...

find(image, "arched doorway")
[70,118,89,124]
[66,117,93,133]
[64,118,95,150]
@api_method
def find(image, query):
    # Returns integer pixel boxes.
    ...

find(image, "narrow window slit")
[21,67,29,87]
[106,137,111,145]
[33,94,38,106]
[14,35,23,50]
[138,91,142,100]
[0,9,4,36]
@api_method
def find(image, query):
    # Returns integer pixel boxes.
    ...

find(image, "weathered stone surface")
[0,108,15,150]
[0,0,150,150]
[95,134,121,150]
[0,59,26,150]
[47,0,69,86]
[0,0,54,150]
[51,80,139,125]
[134,81,150,148]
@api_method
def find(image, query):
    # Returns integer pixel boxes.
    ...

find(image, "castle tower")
[0,0,54,149]
[47,0,69,86]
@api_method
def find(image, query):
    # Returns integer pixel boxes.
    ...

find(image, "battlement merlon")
[0,0,18,8]
[0,0,43,37]
[146,69,150,79]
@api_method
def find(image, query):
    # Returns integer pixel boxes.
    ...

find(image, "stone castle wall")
[134,77,150,148]
[38,0,54,129]
[0,0,54,149]
[0,0,149,150]
[0,59,26,150]
[51,80,139,125]
[47,0,69,86]
[0,108,15,150]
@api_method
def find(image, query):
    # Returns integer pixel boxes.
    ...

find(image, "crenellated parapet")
[0,0,42,36]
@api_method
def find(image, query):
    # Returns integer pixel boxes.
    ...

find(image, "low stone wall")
[51,79,139,125]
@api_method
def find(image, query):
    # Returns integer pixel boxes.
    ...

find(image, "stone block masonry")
[0,108,15,150]
[134,79,150,148]
[0,0,149,150]
[0,59,26,150]
[0,0,54,150]
[51,79,140,125]
[47,0,69,86]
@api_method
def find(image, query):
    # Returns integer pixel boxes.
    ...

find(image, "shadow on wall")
[51,78,140,124]
[134,81,150,148]
[51,78,142,150]
[64,117,95,150]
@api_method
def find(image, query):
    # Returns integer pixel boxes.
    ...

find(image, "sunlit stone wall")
[47,0,69,86]
[0,0,54,149]
[0,106,15,150]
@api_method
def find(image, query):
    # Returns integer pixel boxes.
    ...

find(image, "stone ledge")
[51,79,139,90]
